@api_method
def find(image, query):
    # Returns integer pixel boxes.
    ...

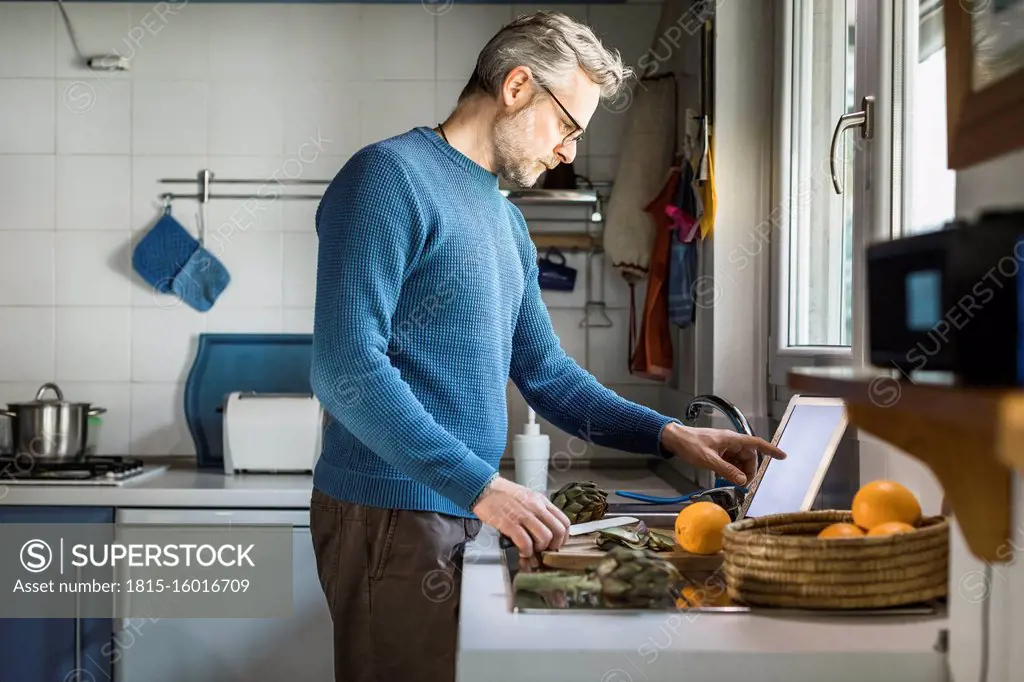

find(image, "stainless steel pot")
[0,383,106,461]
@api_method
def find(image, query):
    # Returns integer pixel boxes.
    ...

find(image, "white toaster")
[222,392,324,475]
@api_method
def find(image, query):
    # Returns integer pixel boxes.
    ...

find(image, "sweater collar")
[415,126,500,192]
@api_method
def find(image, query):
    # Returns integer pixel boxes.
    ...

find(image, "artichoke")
[595,522,678,553]
[513,547,682,609]
[550,480,608,524]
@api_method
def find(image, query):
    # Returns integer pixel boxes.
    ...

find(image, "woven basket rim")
[723,511,949,548]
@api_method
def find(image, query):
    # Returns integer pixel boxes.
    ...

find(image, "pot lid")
[6,383,90,408]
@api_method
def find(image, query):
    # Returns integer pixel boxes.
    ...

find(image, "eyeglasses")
[540,84,585,146]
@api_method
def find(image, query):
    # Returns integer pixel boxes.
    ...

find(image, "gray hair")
[460,11,632,103]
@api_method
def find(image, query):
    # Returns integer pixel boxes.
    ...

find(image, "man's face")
[493,68,601,188]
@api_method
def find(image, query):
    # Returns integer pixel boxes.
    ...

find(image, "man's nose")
[556,142,577,165]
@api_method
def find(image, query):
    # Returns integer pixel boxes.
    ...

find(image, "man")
[309,11,786,682]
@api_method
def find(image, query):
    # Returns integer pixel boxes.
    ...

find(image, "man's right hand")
[472,476,570,557]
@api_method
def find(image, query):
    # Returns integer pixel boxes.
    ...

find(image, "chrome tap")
[684,394,753,436]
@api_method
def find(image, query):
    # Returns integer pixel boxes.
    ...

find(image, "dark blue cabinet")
[0,507,114,682]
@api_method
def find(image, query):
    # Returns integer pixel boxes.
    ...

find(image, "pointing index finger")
[742,436,787,460]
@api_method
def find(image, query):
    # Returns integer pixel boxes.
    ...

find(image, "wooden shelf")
[530,233,600,253]
[788,366,1020,562]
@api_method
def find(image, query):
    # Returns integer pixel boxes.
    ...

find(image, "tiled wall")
[0,1,669,459]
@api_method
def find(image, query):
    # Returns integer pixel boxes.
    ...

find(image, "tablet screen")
[744,402,847,518]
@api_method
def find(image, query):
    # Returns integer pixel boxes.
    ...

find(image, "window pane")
[907,2,956,235]
[787,0,856,347]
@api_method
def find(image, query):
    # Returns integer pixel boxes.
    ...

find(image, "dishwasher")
[112,508,333,682]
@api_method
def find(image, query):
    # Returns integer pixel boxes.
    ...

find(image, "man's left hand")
[660,423,787,487]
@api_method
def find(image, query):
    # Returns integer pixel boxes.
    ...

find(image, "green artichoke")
[513,547,682,609]
[550,480,608,524]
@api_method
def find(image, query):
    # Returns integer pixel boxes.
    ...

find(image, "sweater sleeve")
[508,215,680,458]
[310,148,498,511]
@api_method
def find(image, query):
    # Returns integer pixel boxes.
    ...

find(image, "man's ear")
[500,66,534,108]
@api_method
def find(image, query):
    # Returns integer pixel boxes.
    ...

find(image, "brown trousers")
[309,488,482,682]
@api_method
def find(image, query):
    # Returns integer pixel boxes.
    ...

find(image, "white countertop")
[456,528,950,682]
[0,466,316,508]
[0,461,687,509]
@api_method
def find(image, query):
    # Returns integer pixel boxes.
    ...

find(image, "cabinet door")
[115,526,333,682]
[0,506,113,682]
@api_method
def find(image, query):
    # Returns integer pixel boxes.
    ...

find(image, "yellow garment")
[699,134,716,240]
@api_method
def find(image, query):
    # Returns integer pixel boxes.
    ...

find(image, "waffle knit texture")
[310,127,679,518]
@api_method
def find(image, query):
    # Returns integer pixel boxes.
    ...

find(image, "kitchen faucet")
[684,394,754,436]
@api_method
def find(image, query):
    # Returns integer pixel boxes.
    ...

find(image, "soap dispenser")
[513,407,550,493]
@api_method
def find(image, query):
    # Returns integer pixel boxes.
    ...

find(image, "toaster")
[222,392,324,474]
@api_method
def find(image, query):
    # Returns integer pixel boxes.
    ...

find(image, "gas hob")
[0,455,167,486]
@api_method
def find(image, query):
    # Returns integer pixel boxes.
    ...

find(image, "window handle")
[830,95,874,194]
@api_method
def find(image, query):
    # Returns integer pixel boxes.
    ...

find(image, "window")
[905,0,957,236]
[785,0,858,349]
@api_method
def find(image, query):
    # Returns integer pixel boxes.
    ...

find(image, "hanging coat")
[629,166,679,381]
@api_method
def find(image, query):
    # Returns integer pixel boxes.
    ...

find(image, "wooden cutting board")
[540,530,724,572]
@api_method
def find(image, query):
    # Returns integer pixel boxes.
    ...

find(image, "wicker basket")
[722,510,950,609]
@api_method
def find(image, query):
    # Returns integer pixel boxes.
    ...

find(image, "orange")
[817,523,865,540]
[676,585,704,608]
[867,521,916,537]
[674,501,730,555]
[851,480,922,530]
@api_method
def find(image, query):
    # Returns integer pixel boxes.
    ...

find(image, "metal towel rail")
[158,169,614,330]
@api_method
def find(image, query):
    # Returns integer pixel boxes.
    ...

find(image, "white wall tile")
[204,231,283,308]
[282,82,361,160]
[131,307,205,383]
[55,231,132,306]
[359,6,435,81]
[133,81,208,155]
[56,79,131,154]
[0,308,55,382]
[130,382,194,456]
[58,381,131,455]
[56,307,131,382]
[0,2,55,77]
[208,84,284,156]
[359,81,436,147]
[55,2,131,78]
[56,155,130,232]
[283,308,314,334]
[589,5,662,71]
[0,155,55,230]
[0,232,54,306]
[280,5,360,82]
[127,2,208,79]
[206,4,284,80]
[588,307,666,386]
[0,80,55,153]
[283,232,318,308]
[435,80,465,125]
[437,7,512,82]
[130,155,206,233]
[206,308,283,334]
[586,154,619,183]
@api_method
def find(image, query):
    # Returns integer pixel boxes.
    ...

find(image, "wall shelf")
[530,232,601,253]
[788,366,1019,563]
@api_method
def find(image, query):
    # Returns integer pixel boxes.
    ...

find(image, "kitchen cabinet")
[0,506,114,682]
[113,508,333,682]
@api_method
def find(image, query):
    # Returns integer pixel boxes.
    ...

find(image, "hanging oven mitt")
[171,206,230,312]
[131,201,200,294]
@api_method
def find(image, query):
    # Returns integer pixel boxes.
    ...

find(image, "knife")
[568,515,639,536]
[499,516,641,550]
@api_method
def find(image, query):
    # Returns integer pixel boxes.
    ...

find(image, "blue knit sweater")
[310,126,678,518]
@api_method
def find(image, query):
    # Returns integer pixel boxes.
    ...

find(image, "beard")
[492,98,557,188]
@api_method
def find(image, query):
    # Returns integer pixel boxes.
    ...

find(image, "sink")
[501,511,749,615]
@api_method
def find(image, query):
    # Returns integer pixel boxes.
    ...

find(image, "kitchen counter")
[0,459,690,509]
[456,527,950,682]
